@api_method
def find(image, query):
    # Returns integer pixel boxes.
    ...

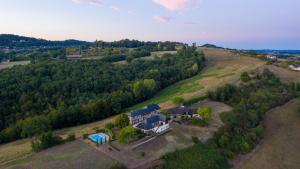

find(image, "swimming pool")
[88,133,109,143]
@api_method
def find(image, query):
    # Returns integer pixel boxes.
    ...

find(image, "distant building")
[135,114,169,134]
[265,55,277,60]
[66,55,82,59]
[128,104,160,125]
[167,106,196,119]
[289,64,300,71]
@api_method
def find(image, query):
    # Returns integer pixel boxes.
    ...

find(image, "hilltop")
[0,34,92,48]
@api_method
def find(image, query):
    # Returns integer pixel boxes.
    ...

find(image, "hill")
[200,44,222,49]
[0,34,92,48]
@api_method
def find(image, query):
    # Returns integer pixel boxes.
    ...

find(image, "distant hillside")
[0,34,92,48]
[201,44,223,49]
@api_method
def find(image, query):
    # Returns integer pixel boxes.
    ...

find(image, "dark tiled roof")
[167,106,195,116]
[136,114,166,130]
[129,104,160,117]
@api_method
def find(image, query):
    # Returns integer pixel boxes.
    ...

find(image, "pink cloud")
[152,0,193,11]
[153,15,172,23]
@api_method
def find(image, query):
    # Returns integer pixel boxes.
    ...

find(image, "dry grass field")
[0,116,117,168]
[4,141,116,169]
[262,65,300,83]
[0,61,30,70]
[233,98,300,169]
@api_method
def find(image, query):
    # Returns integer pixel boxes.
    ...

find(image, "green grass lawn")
[127,73,208,111]
[126,67,238,112]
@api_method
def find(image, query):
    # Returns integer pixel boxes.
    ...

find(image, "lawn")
[233,98,300,169]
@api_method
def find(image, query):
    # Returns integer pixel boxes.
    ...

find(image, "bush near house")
[172,97,185,106]
[192,118,206,126]
[114,114,130,129]
[117,126,144,144]
[197,106,212,121]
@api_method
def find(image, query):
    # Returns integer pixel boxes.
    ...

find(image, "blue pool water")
[88,133,109,143]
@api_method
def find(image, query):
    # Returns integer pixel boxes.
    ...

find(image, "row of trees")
[0,46,205,144]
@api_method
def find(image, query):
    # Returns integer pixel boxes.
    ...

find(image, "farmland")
[0,61,29,70]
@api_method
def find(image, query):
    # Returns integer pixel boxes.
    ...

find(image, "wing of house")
[128,104,161,125]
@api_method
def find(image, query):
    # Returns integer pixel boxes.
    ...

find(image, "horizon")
[1,0,300,49]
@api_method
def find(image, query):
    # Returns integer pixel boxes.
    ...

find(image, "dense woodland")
[0,34,91,48]
[0,46,205,143]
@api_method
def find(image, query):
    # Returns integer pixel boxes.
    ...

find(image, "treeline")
[95,39,180,50]
[0,34,91,48]
[208,69,297,158]
[0,49,66,62]
[0,46,205,144]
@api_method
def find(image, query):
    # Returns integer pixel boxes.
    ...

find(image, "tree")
[241,72,251,83]
[31,131,63,152]
[21,116,51,138]
[114,114,129,129]
[132,79,157,100]
[197,106,212,121]
[117,126,144,143]
[172,97,184,106]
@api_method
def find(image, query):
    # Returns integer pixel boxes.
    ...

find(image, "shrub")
[105,122,115,129]
[197,106,212,121]
[82,133,89,139]
[241,72,251,83]
[117,126,144,143]
[140,151,146,157]
[65,133,76,142]
[191,136,199,144]
[31,131,63,152]
[192,118,206,126]
[183,95,208,106]
[114,114,130,129]
[172,97,184,106]
[109,163,127,169]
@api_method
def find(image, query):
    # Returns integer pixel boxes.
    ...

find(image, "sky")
[0,0,300,49]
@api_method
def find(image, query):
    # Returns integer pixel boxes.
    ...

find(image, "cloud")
[110,6,120,11]
[153,15,172,23]
[72,0,104,7]
[152,0,194,11]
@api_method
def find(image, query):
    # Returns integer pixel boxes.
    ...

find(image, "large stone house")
[135,114,169,134]
[128,104,160,125]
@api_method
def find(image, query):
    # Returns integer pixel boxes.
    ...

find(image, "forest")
[0,46,205,144]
